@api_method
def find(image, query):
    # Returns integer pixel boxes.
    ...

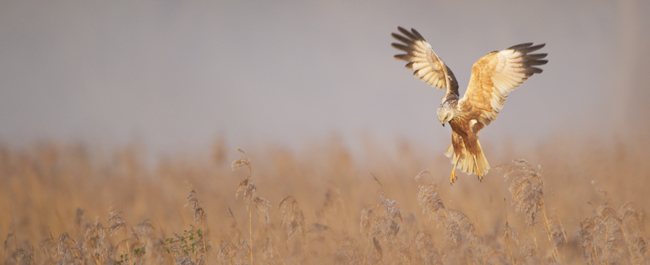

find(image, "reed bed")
[1,135,648,264]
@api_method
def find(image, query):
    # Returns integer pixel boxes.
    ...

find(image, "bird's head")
[437,101,456,127]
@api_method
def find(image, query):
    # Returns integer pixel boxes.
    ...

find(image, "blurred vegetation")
[1,134,648,264]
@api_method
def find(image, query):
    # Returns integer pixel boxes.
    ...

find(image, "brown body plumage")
[391,27,547,184]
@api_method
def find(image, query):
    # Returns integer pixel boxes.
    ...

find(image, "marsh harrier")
[391,27,547,184]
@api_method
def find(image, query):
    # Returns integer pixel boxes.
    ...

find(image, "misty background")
[1,1,649,157]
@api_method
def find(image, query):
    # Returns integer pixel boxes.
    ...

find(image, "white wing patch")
[461,43,546,127]
[489,50,529,112]
[483,43,547,124]
[406,40,449,89]
[391,27,460,97]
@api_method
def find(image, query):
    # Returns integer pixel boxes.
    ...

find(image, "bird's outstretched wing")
[460,43,547,126]
[391,27,459,102]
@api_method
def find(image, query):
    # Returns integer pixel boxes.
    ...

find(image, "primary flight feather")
[391,26,548,184]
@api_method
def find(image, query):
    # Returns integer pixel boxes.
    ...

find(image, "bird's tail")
[445,139,490,178]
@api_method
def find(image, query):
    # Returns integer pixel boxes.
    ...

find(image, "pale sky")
[1,1,648,155]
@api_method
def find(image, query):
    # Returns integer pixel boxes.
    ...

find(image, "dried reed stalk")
[233,148,270,264]
[186,181,208,264]
[501,159,563,263]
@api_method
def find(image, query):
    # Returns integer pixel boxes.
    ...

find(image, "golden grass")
[1,134,649,264]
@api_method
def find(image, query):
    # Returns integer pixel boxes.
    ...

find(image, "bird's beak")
[442,122,445,127]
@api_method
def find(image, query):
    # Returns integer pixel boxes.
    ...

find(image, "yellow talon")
[450,156,460,185]
[474,157,483,182]
[475,158,483,182]
[450,170,458,185]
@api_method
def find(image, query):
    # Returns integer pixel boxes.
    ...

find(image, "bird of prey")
[391,27,547,184]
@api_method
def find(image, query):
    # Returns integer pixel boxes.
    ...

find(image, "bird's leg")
[450,157,459,185]
[474,156,483,182]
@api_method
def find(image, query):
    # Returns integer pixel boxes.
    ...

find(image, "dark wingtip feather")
[526,59,548,66]
[508,43,546,55]
[391,33,413,45]
[391,43,413,53]
[523,67,544,74]
[508,42,533,50]
[519,43,545,54]
[523,53,548,60]
[397,26,417,40]
[410,28,425,40]
[394,54,413,60]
